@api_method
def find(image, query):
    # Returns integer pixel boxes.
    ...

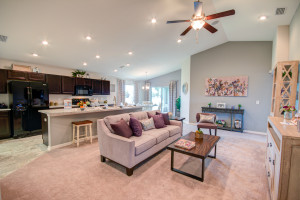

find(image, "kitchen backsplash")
[49,94,115,106]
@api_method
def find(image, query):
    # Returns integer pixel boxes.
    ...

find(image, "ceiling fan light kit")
[166,1,235,37]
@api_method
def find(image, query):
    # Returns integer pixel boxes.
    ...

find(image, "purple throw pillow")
[160,113,170,125]
[129,117,143,137]
[152,114,166,129]
[110,118,133,138]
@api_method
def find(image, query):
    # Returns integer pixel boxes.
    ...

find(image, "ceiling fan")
[167,1,235,36]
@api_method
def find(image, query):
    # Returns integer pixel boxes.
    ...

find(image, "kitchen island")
[39,106,143,150]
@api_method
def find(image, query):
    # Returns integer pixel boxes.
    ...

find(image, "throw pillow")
[157,112,171,125]
[199,114,215,123]
[110,118,133,138]
[129,117,143,137]
[152,114,166,129]
[140,118,155,131]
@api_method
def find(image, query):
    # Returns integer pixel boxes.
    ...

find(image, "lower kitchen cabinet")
[0,111,11,139]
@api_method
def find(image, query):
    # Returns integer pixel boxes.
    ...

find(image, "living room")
[1,0,300,199]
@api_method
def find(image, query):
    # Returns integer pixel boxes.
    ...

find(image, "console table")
[201,107,244,133]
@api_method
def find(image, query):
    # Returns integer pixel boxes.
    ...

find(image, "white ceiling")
[0,0,299,80]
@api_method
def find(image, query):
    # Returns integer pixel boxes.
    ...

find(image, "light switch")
[256,100,260,105]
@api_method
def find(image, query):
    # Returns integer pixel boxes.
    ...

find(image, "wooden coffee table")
[167,132,220,182]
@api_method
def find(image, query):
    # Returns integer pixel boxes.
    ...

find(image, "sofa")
[97,110,182,176]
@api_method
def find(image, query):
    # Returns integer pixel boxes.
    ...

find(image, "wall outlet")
[256,100,260,105]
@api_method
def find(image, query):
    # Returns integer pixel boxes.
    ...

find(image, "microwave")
[74,85,93,96]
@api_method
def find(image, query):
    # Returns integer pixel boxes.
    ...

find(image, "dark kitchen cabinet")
[28,72,45,82]
[46,74,62,94]
[0,111,11,139]
[61,76,75,94]
[76,78,92,86]
[0,69,7,93]
[7,70,27,80]
[102,80,110,95]
[92,79,102,95]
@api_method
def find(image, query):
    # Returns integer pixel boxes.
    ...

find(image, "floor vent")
[276,8,286,15]
[0,35,8,42]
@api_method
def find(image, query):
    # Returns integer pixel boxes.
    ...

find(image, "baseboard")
[244,130,267,136]
[47,135,98,151]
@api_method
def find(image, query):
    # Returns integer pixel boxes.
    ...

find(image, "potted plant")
[72,70,86,78]
[208,102,212,108]
[238,104,242,109]
[282,105,296,120]
[77,101,86,111]
[175,96,181,117]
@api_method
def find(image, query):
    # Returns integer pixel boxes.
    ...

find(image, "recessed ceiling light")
[32,53,38,57]
[83,62,87,66]
[42,40,48,45]
[128,51,133,55]
[96,55,100,59]
[151,18,157,24]
[114,69,118,72]
[177,39,182,43]
[126,64,130,67]
[259,16,267,21]
[86,36,92,40]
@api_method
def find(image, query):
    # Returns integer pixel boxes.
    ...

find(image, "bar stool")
[72,120,93,147]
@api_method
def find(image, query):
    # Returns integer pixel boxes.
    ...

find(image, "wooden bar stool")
[72,120,93,147]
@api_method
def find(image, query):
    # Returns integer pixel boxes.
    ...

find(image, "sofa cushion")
[162,125,181,137]
[110,118,133,138]
[140,118,155,131]
[130,111,148,120]
[152,114,166,129]
[147,110,160,118]
[143,129,169,144]
[129,117,143,137]
[158,112,170,125]
[130,135,156,156]
[104,114,130,133]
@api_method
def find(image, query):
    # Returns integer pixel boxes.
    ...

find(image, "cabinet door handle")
[269,157,271,162]
[270,143,272,147]
[273,160,275,165]
[268,171,270,177]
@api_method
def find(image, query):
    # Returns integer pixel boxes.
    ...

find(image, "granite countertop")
[0,109,11,111]
[39,106,142,117]
[268,116,300,139]
[49,105,79,109]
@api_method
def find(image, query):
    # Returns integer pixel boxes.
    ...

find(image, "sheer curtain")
[144,81,151,101]
[134,81,139,104]
[117,79,125,105]
[169,81,178,114]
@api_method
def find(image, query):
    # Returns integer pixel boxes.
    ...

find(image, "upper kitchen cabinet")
[28,72,45,82]
[76,78,92,86]
[7,70,27,80]
[92,79,102,95]
[46,74,62,94]
[102,80,110,95]
[61,76,75,94]
[0,69,7,93]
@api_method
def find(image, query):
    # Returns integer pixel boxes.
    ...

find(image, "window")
[125,85,134,105]
[151,86,169,112]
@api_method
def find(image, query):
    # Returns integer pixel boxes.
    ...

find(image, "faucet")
[113,96,116,107]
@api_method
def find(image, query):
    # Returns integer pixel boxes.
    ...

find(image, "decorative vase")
[284,111,292,120]
[208,105,211,108]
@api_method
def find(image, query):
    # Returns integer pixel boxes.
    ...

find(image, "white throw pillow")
[199,114,215,123]
[140,118,155,131]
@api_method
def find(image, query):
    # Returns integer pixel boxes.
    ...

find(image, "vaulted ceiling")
[0,0,299,80]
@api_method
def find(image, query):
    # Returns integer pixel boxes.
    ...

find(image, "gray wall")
[289,4,300,60]
[148,70,181,96]
[190,42,273,132]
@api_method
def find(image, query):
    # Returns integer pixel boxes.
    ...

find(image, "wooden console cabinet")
[266,117,300,200]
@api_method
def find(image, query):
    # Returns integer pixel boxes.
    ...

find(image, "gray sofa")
[97,110,182,176]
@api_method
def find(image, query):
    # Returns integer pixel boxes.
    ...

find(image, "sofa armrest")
[97,119,135,168]
[170,120,183,135]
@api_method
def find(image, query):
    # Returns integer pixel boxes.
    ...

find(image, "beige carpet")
[0,130,269,200]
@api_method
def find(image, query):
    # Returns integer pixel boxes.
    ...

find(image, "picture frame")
[217,103,226,109]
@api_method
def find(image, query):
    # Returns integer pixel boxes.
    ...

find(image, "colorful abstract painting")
[205,76,248,96]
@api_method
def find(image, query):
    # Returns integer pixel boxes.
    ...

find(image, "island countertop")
[39,106,143,117]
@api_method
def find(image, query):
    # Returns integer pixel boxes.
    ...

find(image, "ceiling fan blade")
[194,1,203,17]
[206,9,235,20]
[180,25,193,36]
[203,22,218,33]
[167,20,190,24]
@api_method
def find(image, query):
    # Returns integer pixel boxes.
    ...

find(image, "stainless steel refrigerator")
[9,81,49,138]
